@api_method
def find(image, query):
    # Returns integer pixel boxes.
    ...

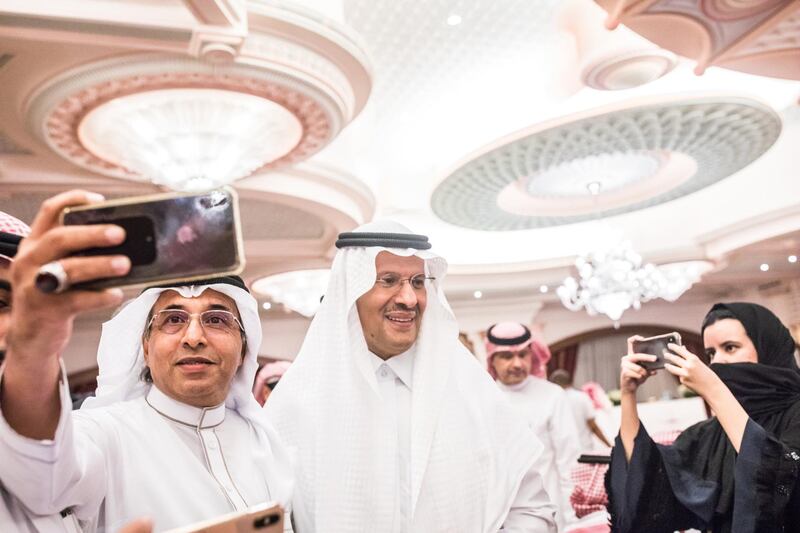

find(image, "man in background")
[487,322,581,530]
[253,360,291,406]
[550,370,613,451]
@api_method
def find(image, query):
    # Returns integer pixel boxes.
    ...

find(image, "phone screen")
[63,189,242,289]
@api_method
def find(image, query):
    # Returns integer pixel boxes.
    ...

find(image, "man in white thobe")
[486,323,581,530]
[266,221,557,532]
[0,191,292,532]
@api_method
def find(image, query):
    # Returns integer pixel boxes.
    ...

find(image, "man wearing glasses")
[0,191,293,532]
[267,220,556,532]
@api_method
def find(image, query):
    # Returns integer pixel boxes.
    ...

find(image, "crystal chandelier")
[557,241,712,322]
[78,88,303,191]
[252,269,331,318]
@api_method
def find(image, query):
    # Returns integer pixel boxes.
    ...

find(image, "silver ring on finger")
[35,260,70,294]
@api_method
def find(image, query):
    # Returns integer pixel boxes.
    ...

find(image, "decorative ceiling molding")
[237,161,376,234]
[595,0,800,79]
[0,130,32,155]
[431,95,781,231]
[23,53,353,184]
[560,0,677,91]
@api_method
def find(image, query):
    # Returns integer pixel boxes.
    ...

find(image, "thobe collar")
[146,385,226,428]
[369,347,415,390]
[496,375,531,393]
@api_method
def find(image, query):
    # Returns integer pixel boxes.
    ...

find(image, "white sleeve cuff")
[0,358,73,462]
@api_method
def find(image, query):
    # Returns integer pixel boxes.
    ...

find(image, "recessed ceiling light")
[539,285,549,293]
[760,263,770,272]
[789,255,798,264]
[473,290,483,299]
[447,14,462,26]
[262,302,272,310]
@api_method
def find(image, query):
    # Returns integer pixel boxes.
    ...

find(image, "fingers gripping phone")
[164,502,283,533]
[632,332,683,371]
[61,188,244,290]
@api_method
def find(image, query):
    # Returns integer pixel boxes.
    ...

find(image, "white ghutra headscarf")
[83,278,293,506]
[266,221,544,532]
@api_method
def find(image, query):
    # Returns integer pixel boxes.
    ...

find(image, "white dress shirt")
[0,367,287,533]
[371,352,557,533]
[370,349,414,533]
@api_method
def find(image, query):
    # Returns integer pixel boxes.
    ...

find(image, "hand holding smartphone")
[61,188,244,290]
[631,332,683,371]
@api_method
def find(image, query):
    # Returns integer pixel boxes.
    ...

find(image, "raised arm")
[619,336,658,461]
[1,190,129,439]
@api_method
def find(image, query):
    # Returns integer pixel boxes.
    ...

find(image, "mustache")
[387,303,418,313]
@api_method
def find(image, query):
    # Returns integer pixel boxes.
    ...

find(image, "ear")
[142,335,150,365]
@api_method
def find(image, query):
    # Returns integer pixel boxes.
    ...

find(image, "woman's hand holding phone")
[663,343,724,398]
[620,335,658,395]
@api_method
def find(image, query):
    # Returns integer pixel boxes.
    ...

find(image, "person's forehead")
[151,288,238,312]
[703,318,747,344]
[494,346,532,357]
[374,251,424,272]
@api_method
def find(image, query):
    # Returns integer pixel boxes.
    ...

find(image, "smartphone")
[577,454,611,465]
[632,332,682,370]
[61,188,244,290]
[164,502,283,533]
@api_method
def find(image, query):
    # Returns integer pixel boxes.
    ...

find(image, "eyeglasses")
[148,309,244,335]
[374,273,435,291]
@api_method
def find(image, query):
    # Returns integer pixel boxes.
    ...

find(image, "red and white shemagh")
[0,211,31,238]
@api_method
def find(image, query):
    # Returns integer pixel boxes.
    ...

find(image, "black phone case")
[633,334,681,370]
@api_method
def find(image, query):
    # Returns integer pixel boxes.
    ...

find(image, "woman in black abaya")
[607,302,800,533]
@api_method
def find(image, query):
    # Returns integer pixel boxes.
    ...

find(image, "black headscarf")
[659,302,800,530]
[707,302,800,420]
[144,275,249,293]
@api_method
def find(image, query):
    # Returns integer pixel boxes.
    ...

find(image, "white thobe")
[0,369,286,533]
[497,377,581,530]
[1,486,77,533]
[564,388,597,452]
[371,352,558,533]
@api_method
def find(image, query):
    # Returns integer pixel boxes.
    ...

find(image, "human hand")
[118,518,153,533]
[7,190,130,362]
[664,343,724,399]
[620,335,658,395]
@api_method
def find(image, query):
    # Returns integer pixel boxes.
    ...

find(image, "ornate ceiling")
[0,0,798,319]
[431,95,781,230]
[595,0,800,79]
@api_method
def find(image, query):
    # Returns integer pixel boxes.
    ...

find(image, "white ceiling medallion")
[25,31,369,190]
[431,95,781,230]
[582,49,678,91]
